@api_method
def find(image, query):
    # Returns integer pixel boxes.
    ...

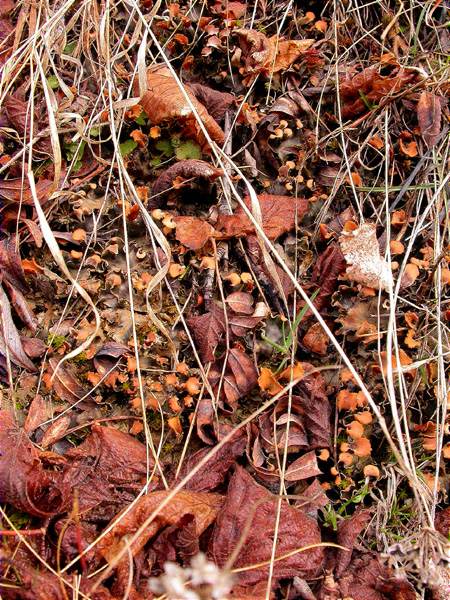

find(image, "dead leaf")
[140,66,225,146]
[400,263,420,289]
[187,303,226,362]
[24,395,49,434]
[47,358,93,405]
[41,415,71,449]
[0,177,53,205]
[188,82,235,122]
[217,194,309,240]
[311,243,347,309]
[152,159,223,201]
[236,29,314,77]
[225,291,254,315]
[339,222,392,290]
[173,216,216,250]
[417,91,442,148]
[209,466,323,586]
[97,489,223,565]
[258,367,283,396]
[0,236,28,292]
[340,65,415,118]
[302,322,328,355]
[3,280,37,332]
[0,411,68,516]
[0,285,37,371]
[284,450,322,482]
[335,508,372,576]
[220,348,258,409]
[379,348,413,376]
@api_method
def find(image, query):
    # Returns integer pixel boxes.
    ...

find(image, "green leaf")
[120,139,138,157]
[155,139,174,157]
[150,157,162,167]
[175,140,201,160]
[135,113,146,126]
[64,140,86,172]
[89,127,100,137]
[63,41,76,55]
[47,75,60,90]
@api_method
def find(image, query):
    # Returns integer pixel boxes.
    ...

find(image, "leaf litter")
[0,2,448,599]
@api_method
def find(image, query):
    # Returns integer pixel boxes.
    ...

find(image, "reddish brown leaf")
[209,466,323,586]
[152,159,223,200]
[177,429,246,492]
[217,194,309,240]
[223,348,258,408]
[41,415,72,449]
[97,489,223,565]
[0,236,28,292]
[0,411,67,516]
[20,336,47,359]
[284,450,322,482]
[302,322,329,356]
[3,280,37,332]
[0,286,36,371]
[335,508,372,576]
[417,91,442,148]
[188,82,235,122]
[140,66,226,146]
[0,177,53,205]
[295,367,332,449]
[47,358,93,405]
[24,395,49,434]
[340,66,415,118]
[173,216,216,250]
[187,303,226,362]
[225,291,254,314]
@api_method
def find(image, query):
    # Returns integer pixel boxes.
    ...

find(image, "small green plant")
[64,140,86,171]
[47,333,66,350]
[261,288,320,356]
[119,139,137,157]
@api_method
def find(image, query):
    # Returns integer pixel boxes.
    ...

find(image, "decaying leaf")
[236,29,314,77]
[152,159,223,201]
[97,489,223,565]
[209,466,323,586]
[340,65,415,118]
[311,243,347,309]
[140,66,226,146]
[417,91,442,148]
[284,450,322,482]
[0,236,28,292]
[0,177,53,205]
[302,322,329,355]
[0,286,36,371]
[188,82,235,122]
[173,216,217,250]
[187,303,226,362]
[217,194,309,240]
[219,347,258,409]
[335,508,372,576]
[339,223,392,291]
[46,358,93,405]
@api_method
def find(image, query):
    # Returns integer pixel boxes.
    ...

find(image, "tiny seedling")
[261,288,320,356]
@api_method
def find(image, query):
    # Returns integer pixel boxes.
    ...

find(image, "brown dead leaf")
[24,395,49,434]
[217,194,308,240]
[225,291,254,315]
[302,322,328,355]
[140,66,225,146]
[0,286,36,371]
[339,222,392,290]
[41,416,71,449]
[284,450,322,482]
[209,466,323,586]
[400,263,420,289]
[187,303,226,362]
[417,91,442,148]
[0,236,28,292]
[311,243,347,309]
[173,216,216,250]
[236,29,314,77]
[47,358,93,405]
[152,159,223,201]
[340,65,415,118]
[258,367,283,396]
[188,82,235,122]
[97,489,223,565]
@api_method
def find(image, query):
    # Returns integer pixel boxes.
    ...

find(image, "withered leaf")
[217,194,309,240]
[97,489,223,564]
[47,357,93,405]
[225,291,254,315]
[0,236,28,292]
[236,29,314,77]
[187,303,226,362]
[284,450,322,482]
[140,66,225,146]
[177,429,246,492]
[340,66,415,118]
[339,223,392,291]
[188,82,235,122]
[311,243,347,309]
[296,367,332,449]
[3,279,37,332]
[0,410,67,516]
[173,216,217,250]
[417,91,442,148]
[0,285,36,371]
[41,415,72,449]
[209,466,323,586]
[222,348,258,408]
[62,423,151,515]
[335,508,372,577]
[24,395,49,434]
[0,176,53,205]
[152,159,223,201]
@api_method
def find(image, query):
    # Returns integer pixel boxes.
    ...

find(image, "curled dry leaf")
[173,216,217,250]
[209,466,323,586]
[24,394,49,434]
[177,429,246,492]
[0,176,53,205]
[0,285,36,371]
[152,159,223,201]
[284,450,322,482]
[47,357,93,405]
[236,28,314,77]
[340,65,415,118]
[0,411,68,516]
[3,280,37,332]
[188,82,235,122]
[335,508,372,576]
[97,489,223,566]
[0,236,28,292]
[417,91,442,148]
[225,291,254,315]
[258,366,283,396]
[311,243,347,309]
[217,194,309,240]
[339,223,392,291]
[187,303,226,362]
[302,322,329,355]
[220,348,258,409]
[140,66,225,146]
[228,301,268,337]
[40,415,72,449]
